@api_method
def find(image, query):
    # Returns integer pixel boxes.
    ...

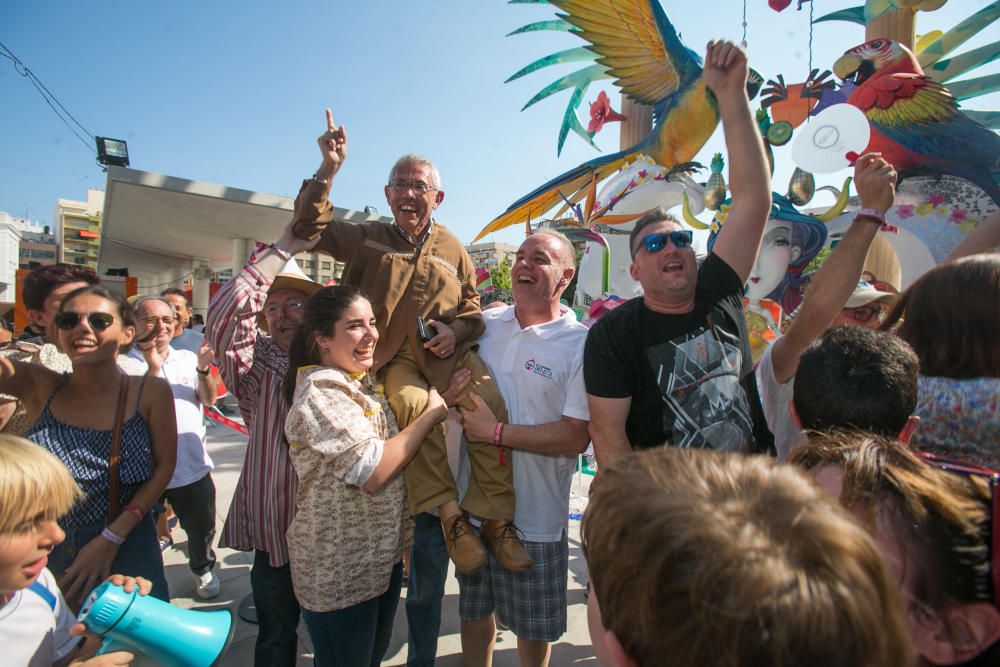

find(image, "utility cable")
[0,40,97,154]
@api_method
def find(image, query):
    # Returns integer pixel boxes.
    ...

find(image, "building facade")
[464,241,518,269]
[55,189,105,269]
[0,213,24,304]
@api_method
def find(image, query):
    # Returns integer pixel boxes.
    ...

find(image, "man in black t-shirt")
[584,40,774,463]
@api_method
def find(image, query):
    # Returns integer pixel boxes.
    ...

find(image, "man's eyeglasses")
[54,312,115,332]
[141,316,178,328]
[387,179,437,195]
[264,299,305,316]
[845,306,883,323]
[634,230,694,256]
[917,452,999,608]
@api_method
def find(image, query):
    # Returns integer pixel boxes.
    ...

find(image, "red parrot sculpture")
[833,38,1000,205]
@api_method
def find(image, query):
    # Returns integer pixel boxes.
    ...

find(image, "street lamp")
[96,137,129,168]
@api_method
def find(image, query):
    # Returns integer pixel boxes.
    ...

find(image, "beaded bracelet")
[101,527,125,545]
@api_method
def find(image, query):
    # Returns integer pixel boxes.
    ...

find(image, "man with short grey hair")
[129,295,220,598]
[290,109,531,582]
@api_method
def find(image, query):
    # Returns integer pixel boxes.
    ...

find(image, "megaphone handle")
[98,635,140,656]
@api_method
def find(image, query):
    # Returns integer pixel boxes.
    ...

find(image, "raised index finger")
[325,108,335,132]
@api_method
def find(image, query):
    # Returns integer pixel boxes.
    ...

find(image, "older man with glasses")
[584,41,775,461]
[127,296,220,597]
[291,108,532,664]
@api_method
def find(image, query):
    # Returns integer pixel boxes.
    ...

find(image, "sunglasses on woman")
[53,312,115,332]
[917,451,999,608]
[634,230,694,256]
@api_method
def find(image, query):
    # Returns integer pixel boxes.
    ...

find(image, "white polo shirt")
[127,347,213,488]
[471,305,589,542]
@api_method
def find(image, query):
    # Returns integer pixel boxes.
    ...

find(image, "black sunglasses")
[634,230,694,256]
[54,311,115,332]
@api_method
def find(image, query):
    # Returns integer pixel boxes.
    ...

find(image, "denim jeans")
[164,473,217,575]
[405,513,450,666]
[250,550,301,667]
[49,514,169,602]
[301,561,404,667]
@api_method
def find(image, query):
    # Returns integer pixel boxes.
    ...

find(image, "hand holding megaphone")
[68,575,151,666]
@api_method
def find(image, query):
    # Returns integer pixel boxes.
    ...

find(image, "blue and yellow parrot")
[474,0,720,241]
[833,38,1000,204]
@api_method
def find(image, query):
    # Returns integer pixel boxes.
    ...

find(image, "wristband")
[856,208,886,224]
[310,172,330,185]
[493,422,506,465]
[101,527,125,545]
[197,367,210,376]
[269,244,292,263]
[124,503,144,522]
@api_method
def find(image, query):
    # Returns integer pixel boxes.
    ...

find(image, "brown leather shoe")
[442,514,487,576]
[481,519,534,571]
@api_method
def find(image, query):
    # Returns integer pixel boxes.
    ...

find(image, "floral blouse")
[284,365,411,612]
[911,375,1000,471]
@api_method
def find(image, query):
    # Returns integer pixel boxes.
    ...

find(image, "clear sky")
[1,1,996,253]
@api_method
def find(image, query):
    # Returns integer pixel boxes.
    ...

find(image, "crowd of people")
[2,39,998,667]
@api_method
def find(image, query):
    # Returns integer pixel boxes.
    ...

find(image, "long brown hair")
[790,430,996,665]
[282,285,366,404]
[880,254,1000,378]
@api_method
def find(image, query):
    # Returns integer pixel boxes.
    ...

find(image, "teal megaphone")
[77,581,235,667]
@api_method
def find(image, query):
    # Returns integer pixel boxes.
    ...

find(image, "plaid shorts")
[457,533,569,642]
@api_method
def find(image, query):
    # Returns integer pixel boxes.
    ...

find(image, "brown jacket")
[291,178,484,389]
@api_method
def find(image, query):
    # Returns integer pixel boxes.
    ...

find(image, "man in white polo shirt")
[455,230,590,667]
[129,296,220,598]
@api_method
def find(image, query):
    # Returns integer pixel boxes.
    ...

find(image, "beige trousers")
[383,343,513,520]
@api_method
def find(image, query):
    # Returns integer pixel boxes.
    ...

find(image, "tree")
[490,257,512,291]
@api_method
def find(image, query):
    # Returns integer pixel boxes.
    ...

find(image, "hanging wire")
[0,40,97,154]
[741,0,748,48]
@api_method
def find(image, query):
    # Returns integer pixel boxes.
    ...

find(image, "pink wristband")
[493,422,506,465]
[124,503,144,522]
[101,527,125,545]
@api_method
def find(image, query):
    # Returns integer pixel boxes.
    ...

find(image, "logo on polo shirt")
[524,358,553,379]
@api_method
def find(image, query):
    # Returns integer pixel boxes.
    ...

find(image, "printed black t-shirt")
[584,253,773,453]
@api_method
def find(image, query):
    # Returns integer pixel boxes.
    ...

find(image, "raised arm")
[195,342,218,406]
[701,40,772,282]
[770,153,897,383]
[291,108,346,245]
[206,220,317,407]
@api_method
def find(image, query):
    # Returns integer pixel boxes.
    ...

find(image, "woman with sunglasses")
[880,254,1000,470]
[0,285,176,608]
[791,430,1000,666]
[282,285,447,667]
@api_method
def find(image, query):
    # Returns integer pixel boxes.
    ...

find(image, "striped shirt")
[206,258,298,567]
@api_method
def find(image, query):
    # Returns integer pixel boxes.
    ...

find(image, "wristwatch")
[196,367,210,376]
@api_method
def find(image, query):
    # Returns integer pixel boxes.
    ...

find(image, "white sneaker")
[194,569,221,599]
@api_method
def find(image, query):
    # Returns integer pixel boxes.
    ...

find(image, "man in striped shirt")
[206,221,320,667]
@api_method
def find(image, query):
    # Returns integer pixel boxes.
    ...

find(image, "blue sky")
[2,1,996,251]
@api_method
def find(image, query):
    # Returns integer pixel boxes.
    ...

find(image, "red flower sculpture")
[588,91,627,134]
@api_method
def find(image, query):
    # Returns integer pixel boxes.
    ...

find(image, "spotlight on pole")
[96,137,130,168]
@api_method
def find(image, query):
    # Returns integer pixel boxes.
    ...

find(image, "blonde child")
[0,435,149,666]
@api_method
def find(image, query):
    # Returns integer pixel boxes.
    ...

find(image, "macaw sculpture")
[833,37,1000,204]
[474,0,721,241]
